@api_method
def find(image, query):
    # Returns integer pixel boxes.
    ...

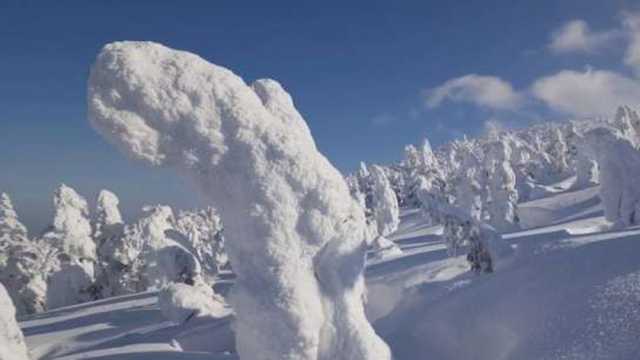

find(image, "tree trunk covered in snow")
[88,42,390,360]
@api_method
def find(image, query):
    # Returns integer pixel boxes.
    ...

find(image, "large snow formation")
[583,127,640,227]
[88,41,390,359]
[0,283,30,360]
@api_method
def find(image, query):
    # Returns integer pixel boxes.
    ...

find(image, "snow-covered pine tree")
[485,138,520,232]
[42,184,97,309]
[0,193,28,268]
[173,207,228,283]
[368,165,402,257]
[92,189,126,298]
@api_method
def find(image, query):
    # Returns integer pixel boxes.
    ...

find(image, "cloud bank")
[426,74,523,110]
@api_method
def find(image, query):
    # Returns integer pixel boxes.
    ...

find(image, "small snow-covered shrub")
[0,283,30,360]
[158,282,227,324]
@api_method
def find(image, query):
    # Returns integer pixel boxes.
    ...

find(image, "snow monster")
[87,42,391,360]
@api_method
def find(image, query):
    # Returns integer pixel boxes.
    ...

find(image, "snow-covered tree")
[0,283,30,360]
[43,184,96,262]
[369,165,400,238]
[1,240,58,315]
[41,184,97,309]
[93,189,124,248]
[92,189,126,298]
[88,41,390,360]
[454,148,483,222]
[583,126,640,228]
[485,139,520,232]
[173,207,228,283]
[612,105,640,148]
[0,193,29,268]
[367,165,402,257]
[547,128,570,177]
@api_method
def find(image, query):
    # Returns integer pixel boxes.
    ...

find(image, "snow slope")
[20,185,640,360]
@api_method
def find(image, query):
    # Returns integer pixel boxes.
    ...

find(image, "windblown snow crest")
[88,41,391,360]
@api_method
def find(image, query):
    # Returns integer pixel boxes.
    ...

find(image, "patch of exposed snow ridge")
[88,41,390,360]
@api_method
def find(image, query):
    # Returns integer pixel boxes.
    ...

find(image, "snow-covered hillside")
[17,184,640,359]
[4,42,640,360]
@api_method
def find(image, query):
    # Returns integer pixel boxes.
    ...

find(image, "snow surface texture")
[583,127,640,228]
[0,283,30,360]
[87,41,390,360]
[158,282,228,324]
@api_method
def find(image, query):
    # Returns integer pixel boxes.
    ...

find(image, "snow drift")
[87,41,390,360]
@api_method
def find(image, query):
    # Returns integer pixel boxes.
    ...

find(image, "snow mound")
[158,282,228,324]
[88,41,390,359]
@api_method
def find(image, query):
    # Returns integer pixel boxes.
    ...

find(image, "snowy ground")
[20,185,640,360]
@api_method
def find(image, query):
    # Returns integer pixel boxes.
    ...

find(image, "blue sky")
[0,0,636,230]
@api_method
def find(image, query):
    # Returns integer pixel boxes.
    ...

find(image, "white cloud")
[425,74,523,110]
[531,68,640,117]
[370,113,395,127]
[549,19,620,53]
[623,12,640,75]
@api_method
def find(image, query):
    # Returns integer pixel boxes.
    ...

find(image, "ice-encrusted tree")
[42,184,97,309]
[583,126,640,228]
[369,165,400,238]
[0,193,29,268]
[454,148,483,222]
[612,105,640,148]
[43,184,96,262]
[88,41,390,360]
[0,283,31,360]
[93,189,124,248]
[173,207,229,282]
[89,41,390,359]
[547,128,570,177]
[0,195,58,315]
[1,240,58,315]
[92,189,126,298]
[368,165,402,258]
[484,139,520,232]
[0,194,28,266]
